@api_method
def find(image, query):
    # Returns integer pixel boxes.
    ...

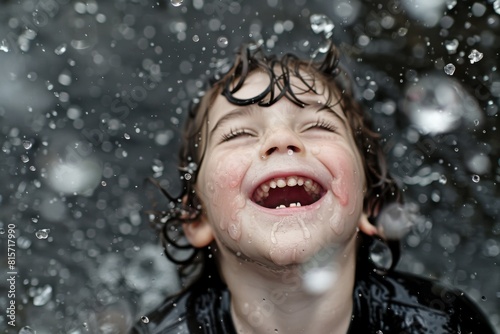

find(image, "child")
[132,42,494,333]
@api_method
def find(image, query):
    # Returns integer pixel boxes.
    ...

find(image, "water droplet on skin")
[170,0,183,7]
[472,174,480,183]
[311,147,321,155]
[298,218,311,239]
[23,140,33,149]
[228,223,241,240]
[21,155,30,163]
[35,229,50,239]
[141,316,150,323]
[468,49,483,64]
[271,221,280,244]
[444,63,455,75]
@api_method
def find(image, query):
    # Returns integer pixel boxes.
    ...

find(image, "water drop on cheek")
[329,211,344,235]
[228,222,241,240]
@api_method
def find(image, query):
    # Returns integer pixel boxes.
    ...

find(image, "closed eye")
[220,128,254,142]
[307,119,338,132]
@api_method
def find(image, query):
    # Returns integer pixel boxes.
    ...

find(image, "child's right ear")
[182,215,214,248]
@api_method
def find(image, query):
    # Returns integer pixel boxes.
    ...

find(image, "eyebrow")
[209,106,258,138]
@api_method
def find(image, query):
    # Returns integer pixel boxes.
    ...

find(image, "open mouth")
[252,175,326,209]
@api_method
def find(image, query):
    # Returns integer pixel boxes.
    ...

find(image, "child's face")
[192,71,368,267]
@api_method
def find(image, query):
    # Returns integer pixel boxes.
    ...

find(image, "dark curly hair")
[149,41,402,278]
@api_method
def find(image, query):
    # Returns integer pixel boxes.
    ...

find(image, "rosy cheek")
[202,156,250,240]
[330,155,363,214]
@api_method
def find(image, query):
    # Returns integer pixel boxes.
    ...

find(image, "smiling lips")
[252,176,325,209]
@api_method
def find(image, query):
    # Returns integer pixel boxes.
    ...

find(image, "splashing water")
[495,0,500,15]
[403,75,482,134]
[23,140,33,150]
[310,14,334,38]
[444,63,456,75]
[18,327,36,334]
[170,0,184,7]
[54,43,67,55]
[377,202,419,240]
[0,39,9,52]
[468,49,483,64]
[32,284,53,306]
[444,39,459,54]
[35,229,50,240]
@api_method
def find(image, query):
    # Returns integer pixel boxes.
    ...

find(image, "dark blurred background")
[0,0,499,333]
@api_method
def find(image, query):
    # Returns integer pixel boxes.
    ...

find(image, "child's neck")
[217,235,358,334]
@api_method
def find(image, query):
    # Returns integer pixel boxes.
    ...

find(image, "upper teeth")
[253,176,322,204]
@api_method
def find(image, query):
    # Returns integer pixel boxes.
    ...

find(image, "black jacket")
[131,264,494,334]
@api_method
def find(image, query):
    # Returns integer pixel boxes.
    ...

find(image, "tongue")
[259,187,314,208]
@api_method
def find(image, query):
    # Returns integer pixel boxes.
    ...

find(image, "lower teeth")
[276,202,301,209]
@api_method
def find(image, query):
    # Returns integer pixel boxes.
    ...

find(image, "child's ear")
[182,214,214,248]
[358,212,378,236]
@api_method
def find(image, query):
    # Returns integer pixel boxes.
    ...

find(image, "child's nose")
[259,127,305,158]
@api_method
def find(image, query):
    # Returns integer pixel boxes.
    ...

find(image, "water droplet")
[31,217,39,223]
[444,63,455,75]
[217,36,228,48]
[474,119,480,126]
[54,43,67,55]
[124,133,130,139]
[101,181,107,186]
[152,159,164,177]
[35,229,50,239]
[439,175,447,184]
[445,0,457,10]
[0,228,5,235]
[184,173,192,180]
[33,284,53,306]
[0,39,9,53]
[23,140,33,150]
[287,149,294,155]
[472,174,480,183]
[170,0,183,7]
[310,14,334,38]
[141,316,150,324]
[19,326,36,334]
[468,49,483,64]
[369,238,393,269]
[303,267,336,295]
[21,155,30,163]
[495,0,500,15]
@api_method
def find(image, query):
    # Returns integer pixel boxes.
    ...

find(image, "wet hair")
[150,41,402,276]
